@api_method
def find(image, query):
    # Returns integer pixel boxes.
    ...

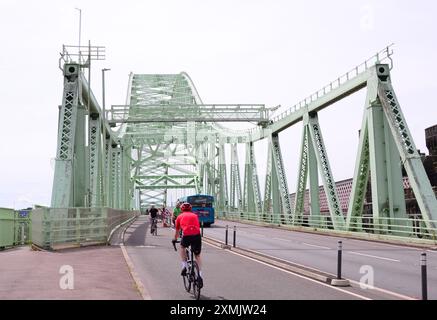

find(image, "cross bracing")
[51,44,437,238]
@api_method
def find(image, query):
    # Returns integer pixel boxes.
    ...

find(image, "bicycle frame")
[150,217,158,235]
[172,239,201,299]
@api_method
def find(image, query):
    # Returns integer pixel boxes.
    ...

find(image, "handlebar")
[172,239,180,251]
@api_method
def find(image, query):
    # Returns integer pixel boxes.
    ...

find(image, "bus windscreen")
[188,196,213,206]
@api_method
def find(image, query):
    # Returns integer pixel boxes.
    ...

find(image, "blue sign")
[18,210,29,218]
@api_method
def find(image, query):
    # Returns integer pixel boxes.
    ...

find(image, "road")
[204,219,437,300]
[119,216,411,300]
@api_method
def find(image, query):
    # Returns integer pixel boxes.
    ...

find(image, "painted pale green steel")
[364,67,409,234]
[377,76,437,229]
[307,113,346,230]
[293,125,309,223]
[270,133,292,224]
[263,137,273,222]
[293,115,324,227]
[0,208,15,247]
[51,44,437,239]
[307,122,320,226]
[243,142,262,216]
[31,207,137,250]
[218,143,228,213]
[51,64,81,208]
[109,104,269,124]
[346,99,370,231]
[89,115,103,207]
[230,143,242,212]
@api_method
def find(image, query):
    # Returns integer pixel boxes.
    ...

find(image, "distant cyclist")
[172,202,182,227]
[149,205,158,233]
[173,202,203,287]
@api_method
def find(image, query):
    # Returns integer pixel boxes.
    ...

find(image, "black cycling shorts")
[181,234,202,255]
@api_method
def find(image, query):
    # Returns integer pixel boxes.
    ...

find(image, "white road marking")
[348,251,400,262]
[347,279,416,300]
[225,248,372,300]
[272,237,292,242]
[204,240,415,301]
[302,242,331,250]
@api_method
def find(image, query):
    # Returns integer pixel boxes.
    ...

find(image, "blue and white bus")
[178,194,215,227]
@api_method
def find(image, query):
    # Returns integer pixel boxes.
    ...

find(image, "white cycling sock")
[199,271,203,277]
[181,261,188,269]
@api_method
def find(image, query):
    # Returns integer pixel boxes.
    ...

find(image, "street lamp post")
[75,8,82,59]
[102,68,111,121]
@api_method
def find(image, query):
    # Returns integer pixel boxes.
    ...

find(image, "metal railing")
[31,207,139,250]
[269,44,394,123]
[0,208,32,248]
[218,211,437,243]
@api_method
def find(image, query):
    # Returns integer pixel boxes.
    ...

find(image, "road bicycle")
[172,239,202,300]
[150,217,158,236]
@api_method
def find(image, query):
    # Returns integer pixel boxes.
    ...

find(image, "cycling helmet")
[180,202,192,212]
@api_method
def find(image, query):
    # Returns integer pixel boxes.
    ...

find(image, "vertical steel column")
[377,66,437,229]
[263,140,273,222]
[89,114,102,207]
[243,142,261,218]
[218,142,229,214]
[111,144,119,209]
[270,133,292,224]
[51,64,81,208]
[307,124,320,227]
[346,107,370,232]
[294,125,309,225]
[230,143,242,213]
[307,113,345,230]
[104,139,112,207]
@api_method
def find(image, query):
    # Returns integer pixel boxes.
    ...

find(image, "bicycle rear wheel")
[191,261,201,300]
[153,222,157,236]
[183,261,192,292]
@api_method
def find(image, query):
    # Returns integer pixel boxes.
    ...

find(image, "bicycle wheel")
[191,261,201,300]
[153,222,157,236]
[183,261,192,292]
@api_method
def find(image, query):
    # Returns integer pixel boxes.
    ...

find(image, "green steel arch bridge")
[44,44,437,248]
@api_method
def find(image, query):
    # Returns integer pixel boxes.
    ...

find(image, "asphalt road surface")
[120,216,413,300]
[204,219,437,300]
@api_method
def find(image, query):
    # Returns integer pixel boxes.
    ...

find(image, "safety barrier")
[0,208,32,249]
[31,207,139,250]
[218,211,437,245]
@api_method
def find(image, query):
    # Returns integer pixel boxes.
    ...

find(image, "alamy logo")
[360,5,375,31]
[359,265,374,289]
[59,265,74,290]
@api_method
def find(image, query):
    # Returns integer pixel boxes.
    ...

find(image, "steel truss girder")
[243,142,262,215]
[217,143,229,212]
[51,64,86,208]
[307,113,346,230]
[89,116,104,207]
[270,134,292,223]
[346,106,370,231]
[109,104,269,124]
[377,74,437,229]
[230,143,243,211]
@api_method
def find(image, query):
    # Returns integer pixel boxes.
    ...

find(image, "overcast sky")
[1,0,436,209]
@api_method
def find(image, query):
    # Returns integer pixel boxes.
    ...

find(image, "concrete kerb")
[120,244,151,300]
[118,216,152,300]
[107,215,138,244]
[202,236,349,287]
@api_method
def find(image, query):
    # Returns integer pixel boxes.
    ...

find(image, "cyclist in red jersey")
[173,202,203,287]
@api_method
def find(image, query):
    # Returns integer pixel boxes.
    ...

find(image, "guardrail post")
[337,241,343,279]
[421,252,428,300]
[233,226,236,248]
[225,225,228,246]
